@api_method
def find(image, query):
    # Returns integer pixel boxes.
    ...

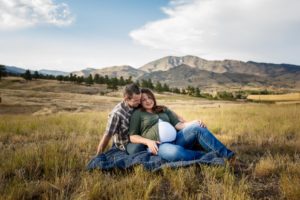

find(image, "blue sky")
[0,0,300,72]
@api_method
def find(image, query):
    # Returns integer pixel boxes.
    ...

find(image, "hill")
[139,55,300,77]
[72,65,145,79]
[5,66,69,76]
[3,55,300,90]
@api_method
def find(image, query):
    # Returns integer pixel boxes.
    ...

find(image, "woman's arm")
[169,108,207,127]
[175,120,207,130]
[171,110,186,122]
[130,135,160,155]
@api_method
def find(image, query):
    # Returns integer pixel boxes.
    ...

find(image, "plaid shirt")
[104,101,134,151]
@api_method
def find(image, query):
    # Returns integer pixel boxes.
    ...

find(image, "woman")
[128,88,235,162]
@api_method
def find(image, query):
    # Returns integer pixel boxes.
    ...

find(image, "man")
[96,83,143,155]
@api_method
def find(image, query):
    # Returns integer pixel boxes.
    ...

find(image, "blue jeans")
[158,123,235,161]
[126,143,147,154]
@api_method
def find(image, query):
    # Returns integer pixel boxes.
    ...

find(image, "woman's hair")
[140,88,166,113]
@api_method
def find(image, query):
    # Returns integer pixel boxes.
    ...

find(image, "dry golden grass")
[0,78,300,199]
[247,93,300,101]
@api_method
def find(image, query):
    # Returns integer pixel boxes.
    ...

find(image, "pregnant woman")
[128,88,235,162]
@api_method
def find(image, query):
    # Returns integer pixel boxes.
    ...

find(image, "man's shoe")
[228,156,251,173]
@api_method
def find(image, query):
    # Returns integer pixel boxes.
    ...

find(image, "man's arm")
[130,135,160,155]
[96,133,112,155]
[96,111,120,155]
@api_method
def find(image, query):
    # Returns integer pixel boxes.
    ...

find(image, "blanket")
[86,146,225,172]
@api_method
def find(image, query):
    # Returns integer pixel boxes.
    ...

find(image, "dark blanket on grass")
[86,146,225,172]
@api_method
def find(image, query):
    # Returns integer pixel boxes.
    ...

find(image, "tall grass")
[247,93,300,101]
[0,104,299,199]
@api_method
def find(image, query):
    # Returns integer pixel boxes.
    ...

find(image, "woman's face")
[141,93,154,111]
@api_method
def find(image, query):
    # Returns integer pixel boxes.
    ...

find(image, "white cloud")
[130,0,300,64]
[0,0,74,30]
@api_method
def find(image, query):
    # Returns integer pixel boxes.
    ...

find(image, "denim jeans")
[126,143,147,154]
[158,123,234,161]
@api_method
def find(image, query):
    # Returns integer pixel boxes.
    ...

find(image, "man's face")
[126,93,141,108]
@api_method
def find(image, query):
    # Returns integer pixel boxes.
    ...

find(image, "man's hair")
[123,83,140,99]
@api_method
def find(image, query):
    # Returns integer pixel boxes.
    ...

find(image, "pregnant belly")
[158,119,177,143]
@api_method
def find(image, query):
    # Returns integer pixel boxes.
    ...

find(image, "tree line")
[0,65,6,80]
[1,65,276,100]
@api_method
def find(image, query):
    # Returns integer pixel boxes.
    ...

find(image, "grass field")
[0,77,300,199]
[247,93,300,103]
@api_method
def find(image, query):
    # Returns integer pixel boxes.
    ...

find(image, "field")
[0,77,300,200]
[247,93,300,104]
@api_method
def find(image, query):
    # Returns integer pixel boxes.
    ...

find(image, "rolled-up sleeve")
[165,108,180,127]
[104,113,120,136]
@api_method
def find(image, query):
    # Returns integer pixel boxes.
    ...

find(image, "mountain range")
[4,55,300,89]
[5,66,69,76]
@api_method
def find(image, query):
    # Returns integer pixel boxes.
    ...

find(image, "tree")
[141,79,148,88]
[216,91,234,100]
[148,79,154,89]
[85,74,94,85]
[56,75,64,82]
[76,76,84,84]
[195,88,201,97]
[126,76,133,84]
[0,65,6,81]
[119,76,125,86]
[162,83,170,92]
[94,74,105,84]
[63,75,70,82]
[186,85,195,96]
[171,87,180,94]
[23,70,32,81]
[107,77,118,91]
[104,75,110,84]
[33,71,40,79]
[135,80,140,87]
[155,81,163,92]
[109,77,119,88]
[94,74,101,84]
[69,73,77,83]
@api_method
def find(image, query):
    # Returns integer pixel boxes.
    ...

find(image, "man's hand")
[96,134,111,156]
[146,139,160,155]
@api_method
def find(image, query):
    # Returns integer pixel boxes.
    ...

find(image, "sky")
[0,0,300,72]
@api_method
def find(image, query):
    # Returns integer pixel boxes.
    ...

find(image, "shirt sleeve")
[165,108,180,126]
[128,110,141,136]
[104,112,120,136]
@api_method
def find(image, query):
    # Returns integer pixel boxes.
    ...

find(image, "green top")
[128,108,180,141]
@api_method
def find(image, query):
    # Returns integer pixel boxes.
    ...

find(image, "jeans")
[158,123,234,161]
[126,143,147,154]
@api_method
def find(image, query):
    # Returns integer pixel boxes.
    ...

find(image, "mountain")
[5,66,26,74]
[71,68,96,77]
[5,66,69,76]
[72,65,145,79]
[139,55,208,73]
[136,55,300,89]
[139,55,300,77]
[3,55,300,90]
[138,64,269,88]
[38,69,69,76]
